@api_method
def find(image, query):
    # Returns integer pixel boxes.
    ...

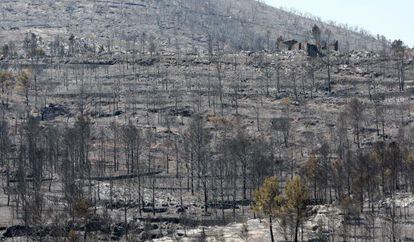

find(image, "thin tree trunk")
[269,216,275,242]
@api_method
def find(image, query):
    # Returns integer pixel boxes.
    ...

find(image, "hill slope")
[0,0,384,54]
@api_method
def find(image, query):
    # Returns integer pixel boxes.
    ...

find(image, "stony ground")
[0,49,413,241]
[0,1,413,241]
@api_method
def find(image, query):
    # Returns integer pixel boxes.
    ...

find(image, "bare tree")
[346,98,364,149]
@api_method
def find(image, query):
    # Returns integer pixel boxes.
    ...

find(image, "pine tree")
[284,176,308,242]
[253,176,284,242]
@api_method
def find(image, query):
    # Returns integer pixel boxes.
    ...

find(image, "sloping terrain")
[0,0,383,54]
[0,1,413,242]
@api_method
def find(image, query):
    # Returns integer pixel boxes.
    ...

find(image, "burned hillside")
[0,0,414,241]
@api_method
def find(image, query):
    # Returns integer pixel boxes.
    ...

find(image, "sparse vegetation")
[0,0,413,241]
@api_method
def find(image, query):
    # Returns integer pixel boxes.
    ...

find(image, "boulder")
[41,103,69,120]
